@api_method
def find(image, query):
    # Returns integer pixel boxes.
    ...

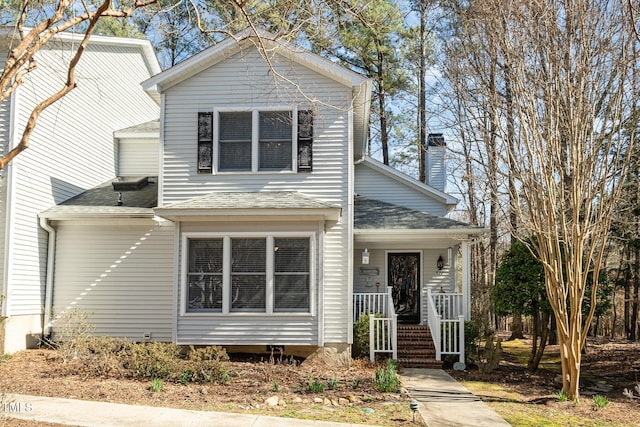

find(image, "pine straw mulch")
[0,349,418,426]
[448,337,640,426]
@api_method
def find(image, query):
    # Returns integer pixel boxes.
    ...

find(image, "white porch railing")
[353,291,389,321]
[427,289,465,363]
[353,287,397,362]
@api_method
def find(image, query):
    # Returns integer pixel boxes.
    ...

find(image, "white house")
[0,29,161,353]
[4,30,483,366]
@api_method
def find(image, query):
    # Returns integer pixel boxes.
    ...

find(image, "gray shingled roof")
[160,191,339,210]
[61,177,158,208]
[115,119,160,135]
[40,177,158,219]
[154,191,342,221]
[354,196,476,230]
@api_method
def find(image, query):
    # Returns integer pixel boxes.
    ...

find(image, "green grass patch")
[500,339,562,371]
[496,402,613,426]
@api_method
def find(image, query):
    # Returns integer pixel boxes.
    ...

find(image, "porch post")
[461,240,471,321]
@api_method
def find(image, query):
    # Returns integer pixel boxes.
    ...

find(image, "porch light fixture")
[362,248,370,265]
[437,255,444,271]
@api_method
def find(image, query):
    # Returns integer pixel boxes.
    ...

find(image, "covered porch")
[352,197,484,367]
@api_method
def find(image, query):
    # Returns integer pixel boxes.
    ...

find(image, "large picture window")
[184,234,312,315]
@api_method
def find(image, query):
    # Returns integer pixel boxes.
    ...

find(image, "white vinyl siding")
[176,221,321,346]
[51,222,174,340]
[427,147,446,192]
[118,138,159,176]
[355,162,447,216]
[6,39,159,316]
[161,47,352,344]
[0,82,9,302]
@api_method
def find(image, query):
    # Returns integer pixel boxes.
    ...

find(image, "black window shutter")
[197,112,213,173]
[297,110,313,172]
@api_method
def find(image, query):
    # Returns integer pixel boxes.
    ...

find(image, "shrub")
[125,341,181,380]
[78,336,131,377]
[327,377,339,390]
[464,321,480,365]
[352,313,385,358]
[150,378,164,392]
[180,345,230,384]
[593,395,609,410]
[373,359,399,392]
[53,309,95,362]
[306,376,325,393]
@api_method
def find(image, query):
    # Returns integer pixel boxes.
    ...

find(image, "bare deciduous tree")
[445,0,638,399]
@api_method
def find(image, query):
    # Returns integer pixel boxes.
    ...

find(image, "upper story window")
[198,109,313,174]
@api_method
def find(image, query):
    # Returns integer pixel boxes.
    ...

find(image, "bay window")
[184,234,312,314]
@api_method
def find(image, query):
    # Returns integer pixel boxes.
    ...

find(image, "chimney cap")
[427,133,445,147]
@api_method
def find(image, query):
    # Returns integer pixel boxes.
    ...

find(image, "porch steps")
[396,324,442,369]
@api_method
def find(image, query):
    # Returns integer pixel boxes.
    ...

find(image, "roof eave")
[154,207,341,222]
[39,210,156,221]
[354,227,487,235]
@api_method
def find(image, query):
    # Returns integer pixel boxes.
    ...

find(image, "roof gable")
[142,29,369,94]
[358,156,458,209]
[141,29,371,156]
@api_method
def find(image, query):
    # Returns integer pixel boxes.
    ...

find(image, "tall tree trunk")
[418,0,427,184]
[504,67,524,340]
[632,246,640,341]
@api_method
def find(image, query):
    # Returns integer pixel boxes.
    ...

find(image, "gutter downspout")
[38,215,55,337]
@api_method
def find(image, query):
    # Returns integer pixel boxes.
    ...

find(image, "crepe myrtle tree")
[445,0,639,400]
[498,2,637,400]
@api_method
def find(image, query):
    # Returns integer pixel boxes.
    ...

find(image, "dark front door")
[388,252,420,323]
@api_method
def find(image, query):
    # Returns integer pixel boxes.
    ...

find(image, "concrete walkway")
[3,370,510,427]
[401,369,511,427]
[3,394,381,427]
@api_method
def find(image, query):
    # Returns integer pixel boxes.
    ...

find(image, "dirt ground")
[1,338,639,426]
[448,337,640,426]
[0,349,418,426]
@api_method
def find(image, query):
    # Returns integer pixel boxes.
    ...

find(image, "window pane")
[274,275,309,311]
[259,111,292,171]
[260,111,292,140]
[275,238,309,272]
[189,239,223,273]
[259,141,292,170]
[220,112,252,171]
[232,238,266,272]
[187,239,223,312]
[231,275,266,311]
[220,141,251,170]
[188,275,222,311]
[231,238,266,312]
[220,112,252,140]
[274,238,310,312]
